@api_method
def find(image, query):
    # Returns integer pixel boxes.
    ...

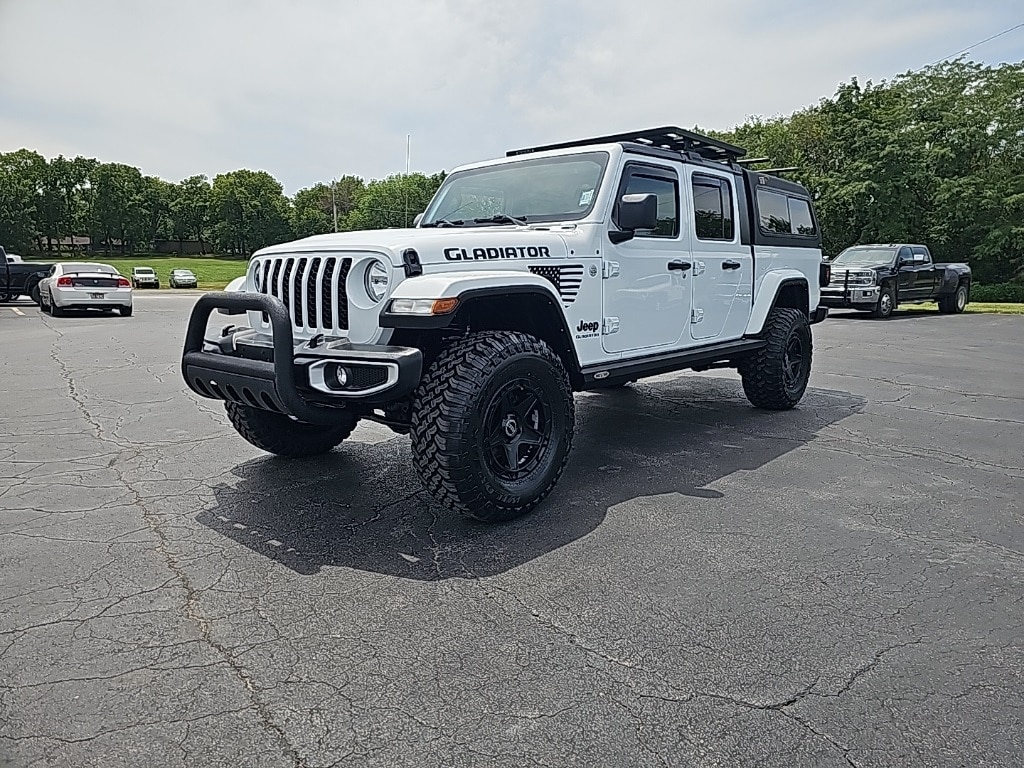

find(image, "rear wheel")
[225,403,359,458]
[119,304,133,317]
[410,330,575,522]
[939,283,968,314]
[49,294,64,317]
[739,307,812,410]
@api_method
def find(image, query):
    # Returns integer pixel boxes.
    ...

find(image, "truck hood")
[254,227,575,266]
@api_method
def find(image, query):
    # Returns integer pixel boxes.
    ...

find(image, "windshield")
[62,263,116,274]
[174,270,194,276]
[136,267,154,274]
[833,247,896,267]
[421,152,609,226]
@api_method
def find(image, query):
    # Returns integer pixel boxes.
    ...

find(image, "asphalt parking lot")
[1,295,1022,768]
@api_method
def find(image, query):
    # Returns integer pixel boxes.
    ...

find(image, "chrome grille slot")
[253,255,353,334]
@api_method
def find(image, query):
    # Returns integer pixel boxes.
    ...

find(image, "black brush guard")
[182,292,420,425]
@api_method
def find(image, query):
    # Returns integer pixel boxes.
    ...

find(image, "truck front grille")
[252,255,352,332]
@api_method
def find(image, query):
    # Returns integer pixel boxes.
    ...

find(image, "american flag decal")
[529,264,585,305]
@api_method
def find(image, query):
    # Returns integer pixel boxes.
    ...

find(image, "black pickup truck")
[820,243,971,319]
[1,247,53,304]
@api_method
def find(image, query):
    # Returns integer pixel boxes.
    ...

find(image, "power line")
[928,20,1024,66]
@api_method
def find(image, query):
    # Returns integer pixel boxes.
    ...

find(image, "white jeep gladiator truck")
[182,127,829,521]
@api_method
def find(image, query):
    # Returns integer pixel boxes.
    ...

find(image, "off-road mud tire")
[225,402,359,458]
[739,307,812,410]
[410,330,575,523]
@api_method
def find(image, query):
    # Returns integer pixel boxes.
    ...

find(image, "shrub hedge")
[971,282,1024,303]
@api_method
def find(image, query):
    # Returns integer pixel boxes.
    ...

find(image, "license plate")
[90,292,104,299]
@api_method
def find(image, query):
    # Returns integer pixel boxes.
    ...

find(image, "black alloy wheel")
[782,333,808,397]
[482,379,553,482]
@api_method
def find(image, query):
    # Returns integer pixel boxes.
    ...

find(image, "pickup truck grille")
[252,255,352,332]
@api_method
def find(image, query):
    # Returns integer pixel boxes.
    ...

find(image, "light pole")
[404,134,410,228]
[331,177,338,233]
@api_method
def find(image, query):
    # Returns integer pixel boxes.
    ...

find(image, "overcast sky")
[1,0,1021,193]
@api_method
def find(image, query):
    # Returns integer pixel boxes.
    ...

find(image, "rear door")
[686,169,751,341]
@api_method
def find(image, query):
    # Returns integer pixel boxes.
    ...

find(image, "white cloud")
[0,0,1017,192]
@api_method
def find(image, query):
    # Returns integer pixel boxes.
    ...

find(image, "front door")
[687,169,752,341]
[602,163,692,355]
[910,246,936,298]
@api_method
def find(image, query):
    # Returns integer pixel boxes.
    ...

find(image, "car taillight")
[56,276,73,287]
[118,277,131,287]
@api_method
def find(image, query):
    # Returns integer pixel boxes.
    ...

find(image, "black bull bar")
[181,292,393,425]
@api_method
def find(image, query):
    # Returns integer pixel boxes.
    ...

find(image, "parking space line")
[10,307,25,316]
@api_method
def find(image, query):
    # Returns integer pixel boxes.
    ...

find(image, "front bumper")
[820,286,879,308]
[181,292,421,424]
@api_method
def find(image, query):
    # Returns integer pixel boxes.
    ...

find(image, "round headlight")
[364,260,389,302]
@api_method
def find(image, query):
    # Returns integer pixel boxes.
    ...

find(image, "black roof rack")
[507,126,747,163]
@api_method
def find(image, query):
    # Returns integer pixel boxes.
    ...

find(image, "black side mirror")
[898,256,913,267]
[610,193,658,244]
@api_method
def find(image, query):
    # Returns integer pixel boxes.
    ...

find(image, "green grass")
[26,255,247,290]
[902,301,1024,315]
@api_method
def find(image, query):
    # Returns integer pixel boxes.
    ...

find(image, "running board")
[581,338,765,389]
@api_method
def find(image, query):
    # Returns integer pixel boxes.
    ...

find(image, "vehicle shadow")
[198,376,864,581]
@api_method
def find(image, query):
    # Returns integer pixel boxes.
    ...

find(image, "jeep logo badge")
[577,320,599,333]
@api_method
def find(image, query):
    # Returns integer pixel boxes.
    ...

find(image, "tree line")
[0,151,445,257]
[1,59,1020,282]
[710,59,1023,284]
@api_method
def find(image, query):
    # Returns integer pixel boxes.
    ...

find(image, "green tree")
[291,177,366,238]
[210,169,293,255]
[345,172,445,231]
[170,175,212,251]
[0,150,46,252]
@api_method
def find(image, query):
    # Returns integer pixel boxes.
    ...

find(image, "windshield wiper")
[420,219,465,228]
[473,214,528,226]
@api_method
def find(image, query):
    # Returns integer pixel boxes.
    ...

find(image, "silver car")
[169,268,198,289]
[38,262,133,317]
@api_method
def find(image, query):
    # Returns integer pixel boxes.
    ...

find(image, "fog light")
[327,364,350,389]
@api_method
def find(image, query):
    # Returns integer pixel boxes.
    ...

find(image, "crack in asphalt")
[23,317,311,768]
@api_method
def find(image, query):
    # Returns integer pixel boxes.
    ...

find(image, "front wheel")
[225,403,359,458]
[410,330,575,522]
[872,285,895,318]
[739,307,812,410]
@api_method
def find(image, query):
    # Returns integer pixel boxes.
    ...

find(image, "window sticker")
[579,189,594,206]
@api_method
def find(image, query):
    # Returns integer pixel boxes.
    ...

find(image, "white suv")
[182,127,829,521]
